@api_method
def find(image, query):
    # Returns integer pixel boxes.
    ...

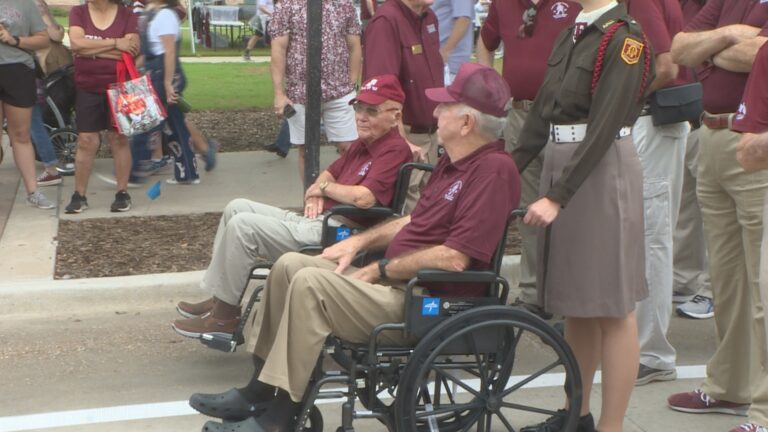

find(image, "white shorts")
[287,91,358,145]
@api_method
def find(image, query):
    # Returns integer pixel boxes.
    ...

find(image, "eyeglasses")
[352,103,399,116]
[518,4,537,39]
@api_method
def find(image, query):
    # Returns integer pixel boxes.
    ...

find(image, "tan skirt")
[537,136,648,318]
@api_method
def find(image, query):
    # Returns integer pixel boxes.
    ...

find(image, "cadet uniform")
[480,0,578,308]
[245,140,521,401]
[512,2,652,317]
[363,0,443,212]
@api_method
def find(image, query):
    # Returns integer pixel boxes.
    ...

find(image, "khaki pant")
[245,252,410,402]
[697,125,768,425]
[201,199,325,305]
[503,106,542,305]
[673,129,712,298]
[403,127,440,215]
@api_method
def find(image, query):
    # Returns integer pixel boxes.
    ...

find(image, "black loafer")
[202,417,266,432]
[520,409,595,432]
[190,388,270,421]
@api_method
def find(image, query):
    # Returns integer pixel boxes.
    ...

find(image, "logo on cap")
[361,79,378,93]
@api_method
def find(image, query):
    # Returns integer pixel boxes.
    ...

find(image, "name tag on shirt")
[411,44,423,54]
[427,24,436,33]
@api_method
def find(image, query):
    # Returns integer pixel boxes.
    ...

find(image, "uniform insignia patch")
[602,19,616,29]
[620,38,644,65]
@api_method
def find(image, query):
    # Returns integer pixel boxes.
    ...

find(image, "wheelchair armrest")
[415,269,499,284]
[325,205,396,220]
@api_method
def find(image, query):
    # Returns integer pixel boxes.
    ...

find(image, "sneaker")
[677,295,714,319]
[668,389,749,416]
[27,190,55,209]
[134,158,172,178]
[36,171,63,186]
[172,315,240,338]
[177,297,216,318]
[203,139,219,172]
[673,290,695,303]
[64,192,88,214]
[730,423,768,432]
[110,190,131,212]
[520,409,596,432]
[636,364,677,386]
[242,50,251,61]
[166,177,201,185]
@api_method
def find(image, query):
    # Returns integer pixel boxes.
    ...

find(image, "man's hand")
[349,262,381,283]
[407,140,425,162]
[523,197,561,227]
[736,132,768,172]
[439,46,451,63]
[304,195,324,219]
[305,181,323,200]
[274,93,292,117]
[321,236,363,274]
[0,25,15,46]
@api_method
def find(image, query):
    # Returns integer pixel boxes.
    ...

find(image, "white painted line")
[0,365,708,432]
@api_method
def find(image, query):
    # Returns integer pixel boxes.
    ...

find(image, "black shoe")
[520,409,595,432]
[202,417,264,432]
[189,388,269,421]
[65,192,88,214]
[110,190,131,212]
[263,143,287,158]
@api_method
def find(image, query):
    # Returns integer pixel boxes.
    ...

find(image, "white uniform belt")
[550,124,632,144]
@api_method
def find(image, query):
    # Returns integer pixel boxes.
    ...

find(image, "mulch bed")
[55,211,520,279]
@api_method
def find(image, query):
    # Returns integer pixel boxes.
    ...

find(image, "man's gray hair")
[456,104,507,140]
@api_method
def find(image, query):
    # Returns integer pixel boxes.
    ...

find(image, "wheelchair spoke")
[500,359,562,398]
[433,367,483,398]
[413,401,483,419]
[459,406,485,432]
[500,401,561,417]
[438,372,458,405]
[494,409,516,431]
[466,332,489,392]
[490,327,522,390]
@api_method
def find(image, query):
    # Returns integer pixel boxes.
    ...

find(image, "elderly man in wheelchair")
[172,75,414,339]
[185,64,585,432]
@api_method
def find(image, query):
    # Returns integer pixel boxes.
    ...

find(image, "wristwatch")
[378,258,390,280]
[12,36,20,47]
[319,180,329,195]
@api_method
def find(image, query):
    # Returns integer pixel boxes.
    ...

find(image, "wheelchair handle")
[511,207,527,218]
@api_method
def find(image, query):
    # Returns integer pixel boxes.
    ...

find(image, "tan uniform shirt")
[512,3,655,206]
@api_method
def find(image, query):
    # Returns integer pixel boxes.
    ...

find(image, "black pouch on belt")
[648,82,703,126]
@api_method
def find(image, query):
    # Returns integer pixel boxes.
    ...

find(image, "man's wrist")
[319,180,330,196]
[378,258,390,280]
[12,36,20,47]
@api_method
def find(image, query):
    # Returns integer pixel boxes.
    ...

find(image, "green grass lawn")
[182,62,273,110]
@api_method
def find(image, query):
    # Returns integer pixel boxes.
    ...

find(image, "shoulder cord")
[591,20,651,102]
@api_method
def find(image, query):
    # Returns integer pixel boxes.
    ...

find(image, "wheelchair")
[35,65,78,175]
[200,202,583,432]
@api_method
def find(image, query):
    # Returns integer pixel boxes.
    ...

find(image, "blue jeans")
[30,104,58,167]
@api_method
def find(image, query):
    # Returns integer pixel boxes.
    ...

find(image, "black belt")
[408,124,438,134]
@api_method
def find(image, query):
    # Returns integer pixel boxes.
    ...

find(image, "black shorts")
[0,63,36,108]
[75,89,114,133]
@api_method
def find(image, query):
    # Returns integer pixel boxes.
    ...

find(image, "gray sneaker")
[636,364,677,386]
[27,190,55,209]
[677,295,714,319]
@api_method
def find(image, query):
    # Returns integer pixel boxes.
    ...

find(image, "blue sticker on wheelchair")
[335,226,352,241]
[422,298,440,316]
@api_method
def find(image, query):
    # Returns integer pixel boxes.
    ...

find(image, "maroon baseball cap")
[425,63,511,117]
[350,75,406,106]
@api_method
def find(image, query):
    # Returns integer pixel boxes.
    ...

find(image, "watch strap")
[378,258,390,280]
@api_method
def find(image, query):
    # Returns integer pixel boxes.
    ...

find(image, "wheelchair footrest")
[199,333,239,352]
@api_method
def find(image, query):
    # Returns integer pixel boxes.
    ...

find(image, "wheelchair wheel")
[49,127,78,175]
[394,306,581,432]
[296,404,323,432]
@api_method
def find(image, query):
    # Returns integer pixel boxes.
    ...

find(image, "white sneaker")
[166,178,201,185]
[27,190,55,209]
[676,295,714,319]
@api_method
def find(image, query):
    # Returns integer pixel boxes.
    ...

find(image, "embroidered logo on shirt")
[572,22,587,42]
[736,102,747,121]
[427,24,436,33]
[620,38,644,65]
[551,2,570,19]
[444,180,463,201]
[358,161,372,176]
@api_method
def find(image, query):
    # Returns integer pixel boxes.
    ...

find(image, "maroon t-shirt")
[363,0,443,129]
[324,127,413,213]
[69,4,139,93]
[685,0,768,114]
[680,0,705,24]
[385,141,521,298]
[732,43,768,134]
[628,0,688,86]
[360,0,377,20]
[481,0,578,101]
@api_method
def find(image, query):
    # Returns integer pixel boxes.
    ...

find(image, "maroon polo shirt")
[363,0,443,129]
[680,0,705,24]
[732,43,768,134]
[324,127,413,213]
[685,0,768,114]
[481,0,578,101]
[628,0,688,86]
[385,141,521,298]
